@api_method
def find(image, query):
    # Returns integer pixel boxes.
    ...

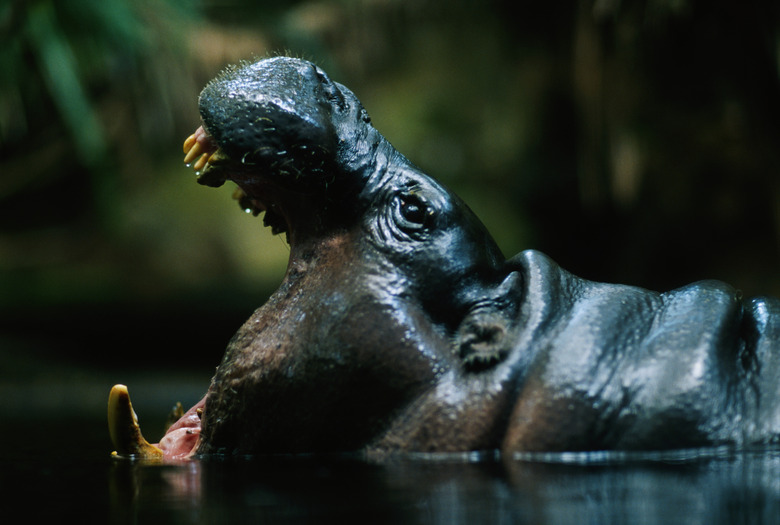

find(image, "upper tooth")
[183,134,197,154]
[184,142,204,165]
[192,153,210,172]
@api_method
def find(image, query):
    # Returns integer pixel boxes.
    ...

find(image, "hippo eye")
[400,199,426,223]
[393,193,433,234]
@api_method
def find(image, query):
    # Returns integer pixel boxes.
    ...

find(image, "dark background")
[2,3,780,522]
[1,0,778,407]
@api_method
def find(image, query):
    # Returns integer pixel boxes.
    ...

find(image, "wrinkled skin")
[164,57,780,457]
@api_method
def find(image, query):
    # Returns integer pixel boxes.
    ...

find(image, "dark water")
[3,415,780,525]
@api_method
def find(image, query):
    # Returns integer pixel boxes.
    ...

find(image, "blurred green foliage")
[1,0,198,159]
[0,0,207,305]
[1,0,779,358]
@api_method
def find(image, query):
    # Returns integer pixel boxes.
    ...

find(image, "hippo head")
[165,57,526,455]
[189,57,524,360]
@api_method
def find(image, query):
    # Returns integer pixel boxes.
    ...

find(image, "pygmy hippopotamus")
[108,56,780,460]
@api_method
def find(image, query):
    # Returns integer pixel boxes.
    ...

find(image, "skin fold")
[110,57,780,459]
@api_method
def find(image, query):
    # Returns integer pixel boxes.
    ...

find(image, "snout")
[197,57,340,163]
[184,56,380,225]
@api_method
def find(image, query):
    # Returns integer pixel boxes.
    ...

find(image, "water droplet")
[185,163,192,168]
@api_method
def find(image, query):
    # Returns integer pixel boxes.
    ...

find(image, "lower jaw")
[108,385,205,462]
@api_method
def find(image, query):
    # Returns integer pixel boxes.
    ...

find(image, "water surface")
[4,415,779,524]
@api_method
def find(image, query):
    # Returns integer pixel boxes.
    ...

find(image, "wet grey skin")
[184,56,780,456]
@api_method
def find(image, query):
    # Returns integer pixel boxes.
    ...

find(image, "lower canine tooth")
[108,384,163,459]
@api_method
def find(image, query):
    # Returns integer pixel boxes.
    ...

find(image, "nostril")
[312,65,329,83]
[323,83,346,111]
[456,311,511,372]
[309,65,347,110]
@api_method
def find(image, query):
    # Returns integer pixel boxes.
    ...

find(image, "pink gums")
[157,396,206,461]
[194,125,218,153]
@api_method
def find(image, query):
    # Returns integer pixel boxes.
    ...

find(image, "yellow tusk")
[108,384,163,459]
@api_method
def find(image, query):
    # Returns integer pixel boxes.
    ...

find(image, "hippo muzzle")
[188,57,375,237]
[109,56,780,461]
[200,58,341,156]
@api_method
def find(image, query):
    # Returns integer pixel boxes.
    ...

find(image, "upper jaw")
[194,57,341,187]
[181,56,383,236]
[182,125,233,186]
[182,122,342,238]
[182,124,292,234]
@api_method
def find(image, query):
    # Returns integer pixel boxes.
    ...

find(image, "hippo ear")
[455,272,522,372]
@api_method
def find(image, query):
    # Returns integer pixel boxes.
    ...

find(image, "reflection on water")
[3,416,780,524]
[109,447,780,524]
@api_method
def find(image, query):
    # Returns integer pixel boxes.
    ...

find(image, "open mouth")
[106,127,275,462]
[107,57,372,460]
[182,125,219,174]
[108,384,205,461]
[107,116,333,460]
[183,125,270,218]
[183,121,307,238]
